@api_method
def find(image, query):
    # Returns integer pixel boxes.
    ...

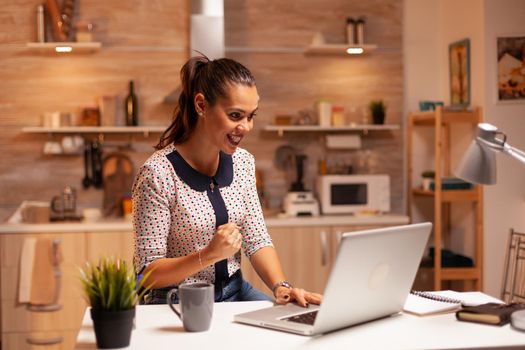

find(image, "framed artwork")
[497,36,525,102]
[449,39,471,108]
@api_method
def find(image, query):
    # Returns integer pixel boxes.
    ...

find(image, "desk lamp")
[455,123,525,185]
[455,122,525,331]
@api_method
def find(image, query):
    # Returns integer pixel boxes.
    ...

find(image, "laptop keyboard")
[283,310,318,325]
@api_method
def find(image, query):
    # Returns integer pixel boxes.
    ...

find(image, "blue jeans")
[144,270,272,305]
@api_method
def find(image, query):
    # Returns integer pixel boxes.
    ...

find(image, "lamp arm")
[503,143,525,166]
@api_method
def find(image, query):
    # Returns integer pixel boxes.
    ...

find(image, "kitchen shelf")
[22,126,165,137]
[264,124,399,136]
[304,43,378,55]
[418,267,481,280]
[412,188,480,202]
[411,109,480,125]
[26,42,102,54]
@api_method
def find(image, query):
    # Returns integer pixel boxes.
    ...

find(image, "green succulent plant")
[369,100,386,124]
[369,100,386,116]
[79,257,152,311]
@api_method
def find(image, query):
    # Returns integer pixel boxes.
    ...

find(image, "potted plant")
[79,257,152,349]
[421,170,435,191]
[369,100,386,124]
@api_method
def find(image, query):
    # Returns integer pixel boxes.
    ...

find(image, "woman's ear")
[194,93,206,115]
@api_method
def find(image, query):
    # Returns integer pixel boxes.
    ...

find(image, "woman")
[133,55,322,307]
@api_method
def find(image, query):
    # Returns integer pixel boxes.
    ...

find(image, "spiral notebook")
[403,290,504,316]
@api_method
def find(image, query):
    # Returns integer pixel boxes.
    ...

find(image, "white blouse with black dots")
[132,144,273,286]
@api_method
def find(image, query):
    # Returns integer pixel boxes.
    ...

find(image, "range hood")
[164,0,225,103]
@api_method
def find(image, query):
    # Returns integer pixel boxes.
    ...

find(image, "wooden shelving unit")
[407,106,483,290]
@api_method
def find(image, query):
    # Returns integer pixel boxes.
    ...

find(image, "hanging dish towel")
[18,238,62,305]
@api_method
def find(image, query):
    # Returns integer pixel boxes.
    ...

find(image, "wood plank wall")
[0,0,403,221]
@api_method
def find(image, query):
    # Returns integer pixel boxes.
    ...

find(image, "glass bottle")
[125,80,138,126]
[346,17,355,45]
[355,17,366,45]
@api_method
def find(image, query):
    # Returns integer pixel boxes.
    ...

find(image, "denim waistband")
[145,269,242,305]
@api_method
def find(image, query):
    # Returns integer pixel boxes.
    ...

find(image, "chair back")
[501,229,525,303]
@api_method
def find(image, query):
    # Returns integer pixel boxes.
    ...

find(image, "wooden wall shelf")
[412,188,480,202]
[26,42,102,54]
[264,124,398,136]
[304,44,378,55]
[22,126,165,137]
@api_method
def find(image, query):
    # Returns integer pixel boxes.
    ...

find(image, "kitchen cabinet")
[0,232,86,350]
[0,225,134,350]
[241,221,405,295]
[85,231,134,266]
[407,106,483,291]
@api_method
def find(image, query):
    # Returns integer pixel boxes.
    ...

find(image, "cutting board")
[102,153,134,217]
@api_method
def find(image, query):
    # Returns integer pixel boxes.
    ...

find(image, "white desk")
[75,301,525,350]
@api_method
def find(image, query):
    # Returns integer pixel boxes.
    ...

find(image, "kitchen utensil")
[82,143,92,189]
[290,154,307,192]
[43,141,62,155]
[90,140,103,188]
[62,135,83,154]
[51,186,77,219]
[102,153,134,217]
[82,208,102,222]
[274,144,296,170]
[60,0,76,39]
[45,0,67,41]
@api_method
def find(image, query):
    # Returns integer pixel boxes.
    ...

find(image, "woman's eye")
[229,112,242,120]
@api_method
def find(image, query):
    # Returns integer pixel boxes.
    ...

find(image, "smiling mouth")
[227,133,242,146]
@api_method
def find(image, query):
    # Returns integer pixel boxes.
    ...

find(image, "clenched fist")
[204,222,243,262]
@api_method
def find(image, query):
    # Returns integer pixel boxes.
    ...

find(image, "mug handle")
[167,288,181,319]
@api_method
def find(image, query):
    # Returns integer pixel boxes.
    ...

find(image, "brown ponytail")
[155,55,256,150]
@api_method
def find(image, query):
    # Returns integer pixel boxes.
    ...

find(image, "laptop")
[234,222,432,335]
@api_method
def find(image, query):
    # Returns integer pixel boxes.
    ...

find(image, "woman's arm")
[250,246,322,307]
[143,222,242,288]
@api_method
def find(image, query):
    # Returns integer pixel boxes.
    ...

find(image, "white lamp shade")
[455,139,497,185]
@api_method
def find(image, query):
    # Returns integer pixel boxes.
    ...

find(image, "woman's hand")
[274,286,323,307]
[203,223,242,262]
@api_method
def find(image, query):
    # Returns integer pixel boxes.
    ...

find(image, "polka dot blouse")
[132,143,273,286]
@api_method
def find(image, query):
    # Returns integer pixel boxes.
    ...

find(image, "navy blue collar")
[166,149,233,192]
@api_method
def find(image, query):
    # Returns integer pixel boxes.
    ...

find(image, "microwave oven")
[316,175,390,214]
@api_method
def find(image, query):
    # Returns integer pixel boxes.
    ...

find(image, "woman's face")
[200,84,259,155]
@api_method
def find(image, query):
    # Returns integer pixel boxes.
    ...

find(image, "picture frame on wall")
[449,38,471,109]
[497,35,525,103]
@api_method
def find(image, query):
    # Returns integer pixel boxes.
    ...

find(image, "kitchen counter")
[266,213,409,227]
[0,214,409,234]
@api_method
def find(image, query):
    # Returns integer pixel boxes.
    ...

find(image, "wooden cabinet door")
[85,231,134,266]
[241,226,332,295]
[0,232,86,335]
[330,225,385,253]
